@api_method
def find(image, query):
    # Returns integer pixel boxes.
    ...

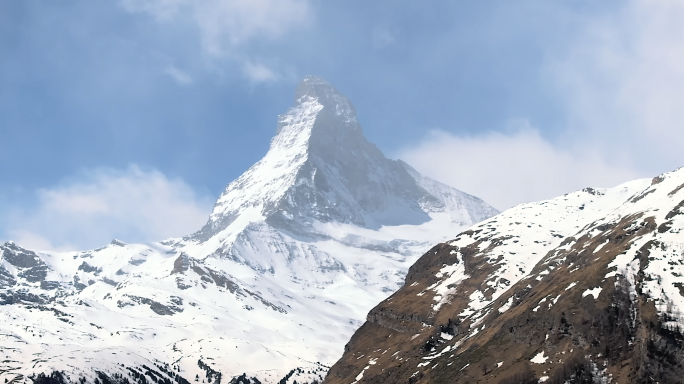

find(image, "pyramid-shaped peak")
[192,75,499,241]
[295,75,332,99]
[294,75,354,110]
[276,76,359,136]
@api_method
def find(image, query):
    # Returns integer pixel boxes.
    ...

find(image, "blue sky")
[1,0,683,250]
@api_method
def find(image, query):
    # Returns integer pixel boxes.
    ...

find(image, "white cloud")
[120,0,313,82]
[8,231,61,252]
[548,0,684,172]
[399,0,684,211]
[398,127,640,211]
[191,0,312,55]
[164,65,194,85]
[3,166,213,251]
[241,60,279,83]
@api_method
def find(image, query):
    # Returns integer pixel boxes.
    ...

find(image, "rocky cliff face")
[0,76,498,384]
[325,169,684,384]
[193,75,496,241]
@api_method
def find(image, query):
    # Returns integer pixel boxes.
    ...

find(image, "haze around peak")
[193,75,496,241]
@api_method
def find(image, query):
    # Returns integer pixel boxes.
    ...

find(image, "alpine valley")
[0,76,499,384]
[325,168,684,384]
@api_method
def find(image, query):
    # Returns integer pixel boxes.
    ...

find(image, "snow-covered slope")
[0,76,498,384]
[325,167,684,384]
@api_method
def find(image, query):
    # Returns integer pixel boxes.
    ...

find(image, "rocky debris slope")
[0,76,498,384]
[325,168,684,384]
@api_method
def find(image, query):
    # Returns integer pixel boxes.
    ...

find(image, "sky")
[1,0,683,251]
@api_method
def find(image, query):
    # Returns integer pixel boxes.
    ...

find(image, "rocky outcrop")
[1,241,49,283]
[191,75,497,241]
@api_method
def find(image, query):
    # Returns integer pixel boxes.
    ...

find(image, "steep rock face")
[325,168,684,384]
[195,76,495,241]
[0,76,498,384]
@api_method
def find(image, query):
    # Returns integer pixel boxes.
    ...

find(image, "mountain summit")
[0,77,498,384]
[195,75,495,240]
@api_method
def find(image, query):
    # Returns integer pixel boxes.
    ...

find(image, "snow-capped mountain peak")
[0,76,499,384]
[193,76,496,242]
[290,75,358,129]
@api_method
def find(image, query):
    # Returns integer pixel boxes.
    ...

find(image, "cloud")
[120,0,313,82]
[8,231,59,253]
[191,0,312,55]
[241,60,279,83]
[164,65,194,85]
[2,166,213,251]
[399,0,684,211]
[398,126,640,211]
[547,0,684,173]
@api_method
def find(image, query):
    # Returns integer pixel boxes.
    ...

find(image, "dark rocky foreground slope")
[325,169,684,384]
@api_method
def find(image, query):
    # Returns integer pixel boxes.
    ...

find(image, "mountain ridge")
[324,167,684,384]
[192,75,496,243]
[0,76,498,384]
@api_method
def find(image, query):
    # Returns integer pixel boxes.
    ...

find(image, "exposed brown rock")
[325,171,684,384]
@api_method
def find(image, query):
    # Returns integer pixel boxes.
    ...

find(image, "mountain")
[324,168,684,384]
[0,76,498,384]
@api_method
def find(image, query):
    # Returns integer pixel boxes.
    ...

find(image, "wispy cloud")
[398,126,640,211]
[164,65,194,85]
[399,0,684,210]
[547,0,684,172]
[120,0,313,82]
[241,60,280,83]
[2,166,213,251]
